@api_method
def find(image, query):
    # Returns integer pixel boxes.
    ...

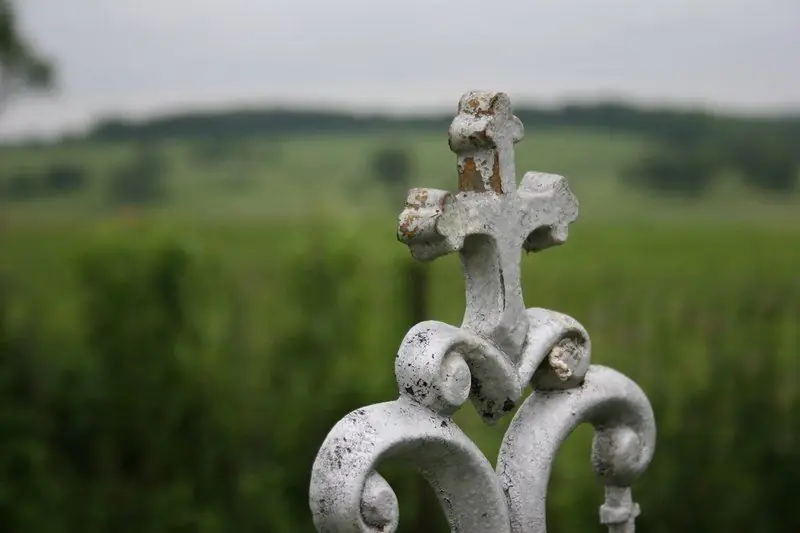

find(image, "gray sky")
[3,0,799,139]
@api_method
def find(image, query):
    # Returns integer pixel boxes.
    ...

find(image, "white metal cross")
[398,91,579,361]
[310,91,655,533]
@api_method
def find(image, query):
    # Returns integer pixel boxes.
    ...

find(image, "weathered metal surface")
[309,91,656,533]
[497,365,655,533]
[309,399,512,533]
[398,91,579,363]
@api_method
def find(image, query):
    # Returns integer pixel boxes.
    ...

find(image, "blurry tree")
[624,144,717,198]
[731,137,797,194]
[370,146,413,201]
[109,145,168,206]
[43,164,87,194]
[190,139,272,192]
[0,0,55,114]
[193,139,236,166]
[1,170,40,200]
[0,274,64,532]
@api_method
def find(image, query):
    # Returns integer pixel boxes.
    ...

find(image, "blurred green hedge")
[0,220,797,532]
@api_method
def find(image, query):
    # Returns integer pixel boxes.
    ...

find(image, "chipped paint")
[310,92,656,533]
[458,157,485,192]
[489,152,503,193]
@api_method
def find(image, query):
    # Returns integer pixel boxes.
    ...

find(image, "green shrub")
[0,275,67,532]
[108,146,168,207]
[0,221,797,532]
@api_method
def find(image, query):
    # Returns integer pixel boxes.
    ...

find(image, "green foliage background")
[0,214,798,533]
[0,121,798,532]
[0,0,798,529]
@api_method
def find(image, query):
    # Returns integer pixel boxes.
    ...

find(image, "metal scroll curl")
[393,309,591,426]
[309,398,511,533]
[310,310,650,533]
[310,90,655,533]
[497,365,657,533]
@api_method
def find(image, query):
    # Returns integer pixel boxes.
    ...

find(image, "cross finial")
[310,92,656,533]
[398,91,579,360]
[449,91,524,194]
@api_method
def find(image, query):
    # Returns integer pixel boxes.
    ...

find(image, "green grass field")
[1,128,798,226]
[0,128,798,532]
[2,127,798,353]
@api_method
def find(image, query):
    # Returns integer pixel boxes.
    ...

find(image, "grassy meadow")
[2,127,798,223]
[0,127,798,532]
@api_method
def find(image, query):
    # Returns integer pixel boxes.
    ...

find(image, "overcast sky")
[2,0,799,139]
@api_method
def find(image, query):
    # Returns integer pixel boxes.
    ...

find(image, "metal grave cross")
[398,91,579,363]
[309,91,656,533]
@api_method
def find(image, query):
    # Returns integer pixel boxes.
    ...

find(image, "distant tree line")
[5,101,798,202]
[625,130,798,197]
[80,103,798,199]
[83,103,799,150]
[0,145,169,206]
[0,164,87,200]
[87,111,448,143]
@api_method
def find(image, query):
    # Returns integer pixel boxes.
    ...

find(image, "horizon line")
[3,91,800,144]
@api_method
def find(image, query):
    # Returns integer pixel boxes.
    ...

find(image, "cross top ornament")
[310,92,656,533]
[399,91,579,381]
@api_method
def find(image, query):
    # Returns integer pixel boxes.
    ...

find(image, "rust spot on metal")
[398,228,418,242]
[489,152,503,193]
[462,94,497,117]
[468,128,491,148]
[398,213,422,241]
[488,93,500,113]
[459,157,486,192]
